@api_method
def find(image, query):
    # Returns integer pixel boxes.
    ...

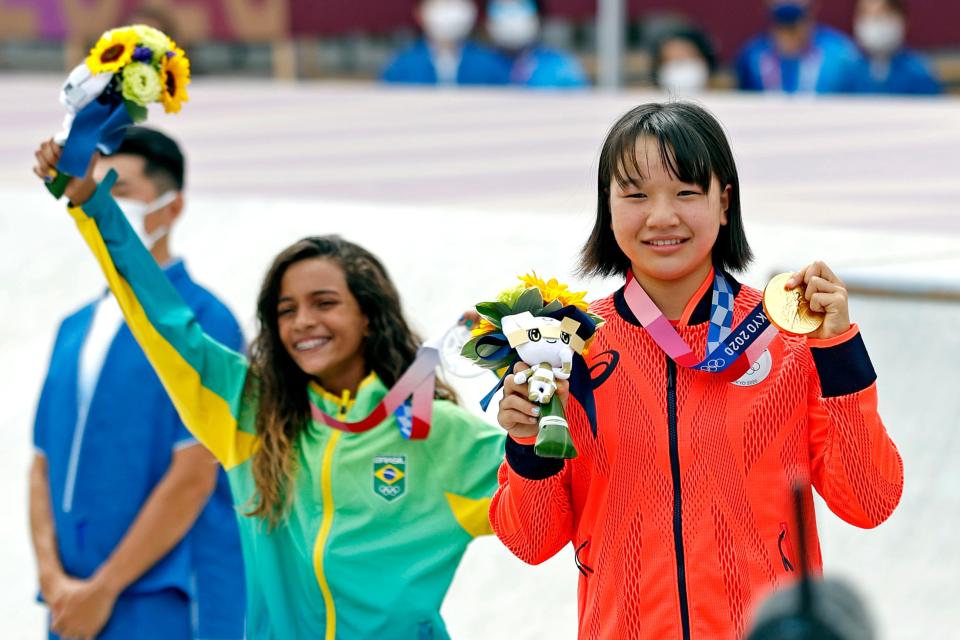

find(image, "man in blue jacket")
[29,127,246,640]
[382,0,510,85]
[485,0,588,88]
[737,0,864,93]
[852,0,942,95]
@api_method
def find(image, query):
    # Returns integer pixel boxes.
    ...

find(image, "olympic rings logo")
[701,358,725,372]
[378,485,402,497]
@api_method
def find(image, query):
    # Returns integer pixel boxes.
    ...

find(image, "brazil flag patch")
[373,455,406,502]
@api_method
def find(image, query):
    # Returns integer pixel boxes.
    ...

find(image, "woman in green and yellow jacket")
[33,141,506,639]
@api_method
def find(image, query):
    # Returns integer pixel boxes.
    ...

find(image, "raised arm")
[787,262,903,528]
[34,140,255,469]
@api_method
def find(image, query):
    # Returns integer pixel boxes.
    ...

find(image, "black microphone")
[745,483,876,640]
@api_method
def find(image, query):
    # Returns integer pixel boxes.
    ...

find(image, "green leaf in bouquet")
[475,301,511,326]
[514,287,544,314]
[476,342,505,359]
[472,351,515,372]
[539,299,563,315]
[461,337,481,360]
[496,284,526,307]
[124,100,149,123]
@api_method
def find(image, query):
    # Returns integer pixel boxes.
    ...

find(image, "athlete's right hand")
[497,362,569,440]
[33,138,98,205]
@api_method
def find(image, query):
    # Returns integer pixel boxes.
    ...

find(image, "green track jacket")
[67,171,506,639]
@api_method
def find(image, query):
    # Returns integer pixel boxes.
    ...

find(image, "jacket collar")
[162,258,188,284]
[307,372,383,425]
[613,267,742,328]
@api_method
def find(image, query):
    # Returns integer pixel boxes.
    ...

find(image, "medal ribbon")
[758,48,823,93]
[308,346,438,439]
[623,271,778,373]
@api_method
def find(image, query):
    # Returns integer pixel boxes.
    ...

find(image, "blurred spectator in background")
[485,0,587,88]
[852,0,942,95]
[650,25,717,94]
[382,0,510,85]
[737,0,863,93]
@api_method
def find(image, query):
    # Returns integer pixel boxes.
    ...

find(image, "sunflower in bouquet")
[45,24,192,198]
[85,24,191,120]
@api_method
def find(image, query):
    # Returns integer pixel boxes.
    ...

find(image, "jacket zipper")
[667,358,691,640]
[312,393,351,640]
[574,539,594,578]
[778,522,796,572]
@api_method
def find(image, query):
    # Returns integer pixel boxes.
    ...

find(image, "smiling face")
[609,136,729,291]
[276,257,369,390]
[507,315,570,367]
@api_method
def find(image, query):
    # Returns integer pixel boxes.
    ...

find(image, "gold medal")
[763,273,824,335]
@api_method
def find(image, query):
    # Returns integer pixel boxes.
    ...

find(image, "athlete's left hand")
[785,261,851,340]
[48,574,118,640]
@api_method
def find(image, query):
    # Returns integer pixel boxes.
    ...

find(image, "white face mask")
[487,1,540,50]
[422,0,477,44]
[658,59,710,94]
[114,191,177,249]
[855,15,905,56]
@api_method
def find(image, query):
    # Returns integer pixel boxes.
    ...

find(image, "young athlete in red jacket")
[492,101,903,640]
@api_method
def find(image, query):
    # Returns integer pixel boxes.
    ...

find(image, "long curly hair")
[245,235,457,528]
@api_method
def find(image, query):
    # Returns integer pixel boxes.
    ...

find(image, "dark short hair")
[650,26,718,85]
[112,126,185,191]
[879,0,906,15]
[579,101,753,278]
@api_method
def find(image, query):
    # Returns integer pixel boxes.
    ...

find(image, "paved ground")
[1,76,958,638]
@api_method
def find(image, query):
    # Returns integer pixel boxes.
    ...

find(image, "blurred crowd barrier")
[0,0,957,87]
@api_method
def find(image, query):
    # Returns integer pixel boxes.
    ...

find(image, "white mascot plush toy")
[461,274,604,459]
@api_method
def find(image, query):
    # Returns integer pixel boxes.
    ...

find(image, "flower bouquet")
[462,274,604,459]
[47,24,190,198]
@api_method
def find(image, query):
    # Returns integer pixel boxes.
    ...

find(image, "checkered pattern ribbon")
[707,275,735,354]
[623,270,778,374]
[393,402,415,439]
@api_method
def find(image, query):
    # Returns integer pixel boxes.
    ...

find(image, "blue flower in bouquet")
[132,46,154,64]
